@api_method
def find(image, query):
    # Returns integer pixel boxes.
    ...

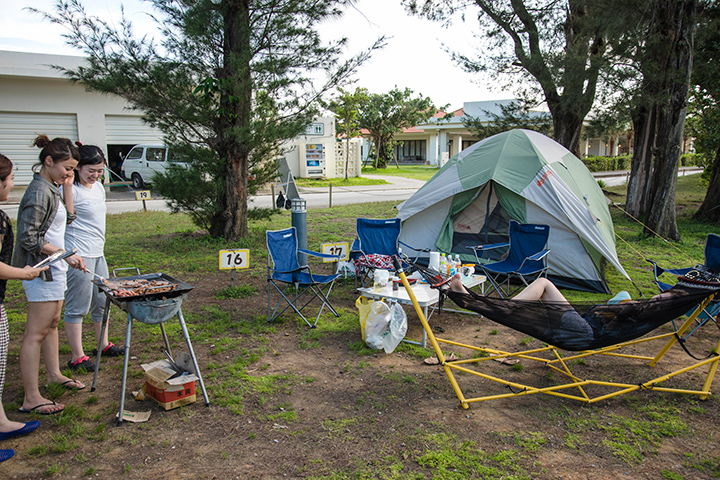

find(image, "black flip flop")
[18,402,64,415]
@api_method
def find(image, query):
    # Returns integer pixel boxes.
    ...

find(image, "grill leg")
[159,323,172,356]
[117,313,133,426]
[91,296,112,392]
[176,309,210,406]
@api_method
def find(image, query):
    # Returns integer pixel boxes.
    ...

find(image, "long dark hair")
[74,143,106,185]
[31,135,80,173]
[0,154,12,182]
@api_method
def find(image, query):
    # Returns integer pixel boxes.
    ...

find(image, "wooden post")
[271,183,276,209]
[329,182,332,208]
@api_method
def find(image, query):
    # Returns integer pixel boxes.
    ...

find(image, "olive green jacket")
[12,174,76,281]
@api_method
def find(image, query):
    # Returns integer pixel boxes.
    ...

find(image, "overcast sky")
[1,0,513,110]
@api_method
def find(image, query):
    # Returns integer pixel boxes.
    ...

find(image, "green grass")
[214,284,257,299]
[294,176,388,187]
[361,165,440,181]
[4,170,717,478]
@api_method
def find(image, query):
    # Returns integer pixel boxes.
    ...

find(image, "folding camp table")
[358,274,486,347]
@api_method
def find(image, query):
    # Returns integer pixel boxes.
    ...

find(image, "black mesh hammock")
[410,263,718,351]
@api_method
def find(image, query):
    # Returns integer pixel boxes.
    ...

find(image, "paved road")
[595,167,702,187]
[1,168,703,217]
[2,174,426,217]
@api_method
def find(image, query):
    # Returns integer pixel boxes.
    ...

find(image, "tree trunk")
[344,138,349,180]
[694,144,720,224]
[626,105,656,218]
[375,134,393,168]
[219,0,252,241]
[642,0,698,241]
[548,103,585,157]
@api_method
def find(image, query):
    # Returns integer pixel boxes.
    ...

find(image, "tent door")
[450,182,512,262]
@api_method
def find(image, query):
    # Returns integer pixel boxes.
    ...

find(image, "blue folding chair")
[267,227,340,328]
[349,218,423,290]
[470,221,550,298]
[647,233,720,337]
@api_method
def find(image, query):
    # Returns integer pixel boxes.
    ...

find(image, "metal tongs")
[33,248,79,268]
[163,349,188,379]
[87,270,107,282]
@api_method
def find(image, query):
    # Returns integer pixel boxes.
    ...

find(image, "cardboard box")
[141,357,200,410]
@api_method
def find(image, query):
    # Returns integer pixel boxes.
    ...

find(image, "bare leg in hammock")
[448,274,594,341]
[450,275,571,305]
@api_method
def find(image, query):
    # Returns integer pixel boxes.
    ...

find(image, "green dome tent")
[396,129,629,293]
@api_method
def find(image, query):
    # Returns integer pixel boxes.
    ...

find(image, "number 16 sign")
[219,249,250,270]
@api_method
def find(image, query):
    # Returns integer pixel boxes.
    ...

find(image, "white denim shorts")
[23,270,67,303]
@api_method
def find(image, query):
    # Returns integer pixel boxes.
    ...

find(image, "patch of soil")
[2,269,719,479]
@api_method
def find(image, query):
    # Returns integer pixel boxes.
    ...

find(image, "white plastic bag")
[337,261,356,278]
[364,300,408,354]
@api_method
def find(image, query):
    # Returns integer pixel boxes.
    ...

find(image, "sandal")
[18,402,64,415]
[51,379,86,390]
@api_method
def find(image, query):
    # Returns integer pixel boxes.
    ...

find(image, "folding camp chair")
[469,221,550,298]
[647,233,720,337]
[267,227,340,328]
[348,218,423,290]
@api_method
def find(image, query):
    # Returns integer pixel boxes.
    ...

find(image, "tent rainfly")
[396,129,630,293]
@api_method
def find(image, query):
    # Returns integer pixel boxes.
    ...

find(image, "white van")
[121,145,186,188]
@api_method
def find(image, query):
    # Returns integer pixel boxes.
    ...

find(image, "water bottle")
[448,255,457,276]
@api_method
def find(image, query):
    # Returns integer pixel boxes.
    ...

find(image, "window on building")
[394,140,426,161]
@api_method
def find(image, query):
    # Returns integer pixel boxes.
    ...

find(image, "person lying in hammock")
[438,274,708,351]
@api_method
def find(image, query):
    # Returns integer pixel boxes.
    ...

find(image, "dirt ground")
[1,269,719,479]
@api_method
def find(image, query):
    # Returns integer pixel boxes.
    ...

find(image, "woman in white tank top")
[62,144,120,372]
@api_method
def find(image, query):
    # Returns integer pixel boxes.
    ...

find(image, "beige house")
[362,99,620,166]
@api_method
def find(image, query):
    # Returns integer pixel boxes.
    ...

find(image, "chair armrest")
[349,238,360,252]
[398,241,428,253]
[467,242,509,264]
[467,242,509,252]
[348,239,362,260]
[645,259,691,281]
[269,266,305,274]
[398,241,428,265]
[299,248,340,261]
[646,259,665,283]
[528,249,550,262]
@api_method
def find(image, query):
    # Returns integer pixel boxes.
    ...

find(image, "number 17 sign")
[219,249,250,270]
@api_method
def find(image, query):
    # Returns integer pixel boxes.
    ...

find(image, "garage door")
[105,115,164,145]
[0,112,79,185]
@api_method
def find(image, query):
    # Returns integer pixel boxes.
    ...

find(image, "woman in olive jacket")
[13,136,86,415]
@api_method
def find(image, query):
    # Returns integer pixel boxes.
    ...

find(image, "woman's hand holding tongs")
[65,252,86,272]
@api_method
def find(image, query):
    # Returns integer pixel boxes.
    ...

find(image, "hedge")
[581,153,705,172]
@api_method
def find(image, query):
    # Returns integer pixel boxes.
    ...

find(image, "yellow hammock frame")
[395,266,720,408]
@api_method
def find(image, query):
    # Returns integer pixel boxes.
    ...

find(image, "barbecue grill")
[90,268,209,425]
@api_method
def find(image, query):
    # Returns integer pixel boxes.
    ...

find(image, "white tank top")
[45,201,68,274]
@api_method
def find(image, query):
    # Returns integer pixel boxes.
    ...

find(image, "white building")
[278,116,361,179]
[1,50,361,184]
[0,50,165,184]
